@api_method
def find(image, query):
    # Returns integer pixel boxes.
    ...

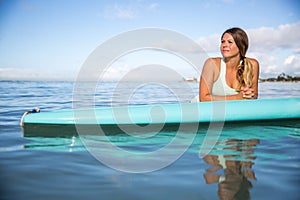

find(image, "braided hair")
[222,28,253,90]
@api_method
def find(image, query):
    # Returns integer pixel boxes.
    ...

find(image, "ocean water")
[0,81,299,200]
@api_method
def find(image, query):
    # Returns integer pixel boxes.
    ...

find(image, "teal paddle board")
[21,98,300,137]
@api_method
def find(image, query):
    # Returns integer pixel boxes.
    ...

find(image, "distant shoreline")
[259,73,300,82]
[184,73,300,83]
[259,79,299,82]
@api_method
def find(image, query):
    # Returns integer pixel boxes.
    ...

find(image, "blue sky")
[0,0,299,81]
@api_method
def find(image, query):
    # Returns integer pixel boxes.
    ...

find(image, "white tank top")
[212,59,239,96]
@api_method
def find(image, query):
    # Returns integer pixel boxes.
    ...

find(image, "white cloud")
[294,48,300,54]
[101,64,130,81]
[249,22,300,77]
[284,55,295,65]
[104,4,137,20]
[248,22,300,51]
[260,54,300,77]
[0,67,76,81]
[148,3,159,11]
[222,0,235,4]
[103,2,159,20]
[284,55,300,75]
[195,34,220,52]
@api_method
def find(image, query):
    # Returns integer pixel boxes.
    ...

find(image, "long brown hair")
[222,28,253,90]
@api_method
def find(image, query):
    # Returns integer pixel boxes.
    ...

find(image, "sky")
[0,0,299,81]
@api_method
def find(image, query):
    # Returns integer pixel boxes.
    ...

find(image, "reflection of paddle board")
[21,98,300,137]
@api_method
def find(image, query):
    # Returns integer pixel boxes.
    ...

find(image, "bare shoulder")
[206,57,220,64]
[247,57,259,68]
[204,57,221,68]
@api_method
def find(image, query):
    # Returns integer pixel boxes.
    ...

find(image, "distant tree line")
[260,73,300,82]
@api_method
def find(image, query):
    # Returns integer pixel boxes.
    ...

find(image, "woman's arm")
[199,58,244,102]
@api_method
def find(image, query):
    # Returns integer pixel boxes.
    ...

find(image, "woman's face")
[220,33,240,59]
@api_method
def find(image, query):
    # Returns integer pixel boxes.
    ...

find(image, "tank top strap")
[219,58,226,81]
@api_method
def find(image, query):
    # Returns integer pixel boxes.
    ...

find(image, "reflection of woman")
[199,28,259,101]
[203,139,259,200]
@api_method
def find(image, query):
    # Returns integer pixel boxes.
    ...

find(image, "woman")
[199,28,259,101]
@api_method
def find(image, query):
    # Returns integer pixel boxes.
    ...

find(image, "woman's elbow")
[199,94,212,102]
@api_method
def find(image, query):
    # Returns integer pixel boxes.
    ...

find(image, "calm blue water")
[0,81,299,200]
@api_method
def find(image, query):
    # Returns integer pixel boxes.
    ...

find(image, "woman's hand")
[241,86,256,99]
